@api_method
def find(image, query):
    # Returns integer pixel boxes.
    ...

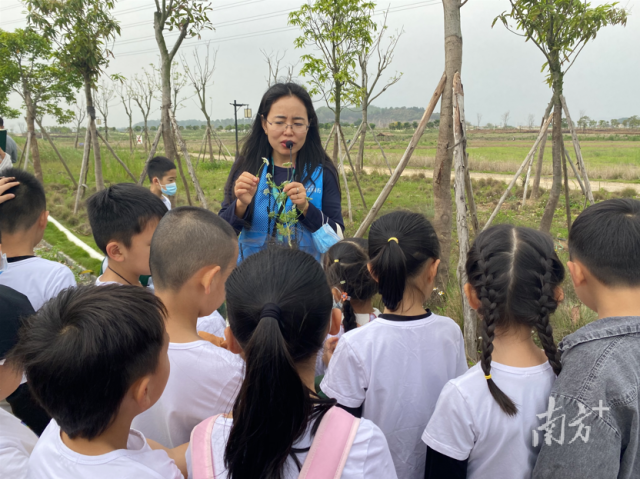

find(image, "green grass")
[43,222,103,274]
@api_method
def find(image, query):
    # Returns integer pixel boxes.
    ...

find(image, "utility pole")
[230,100,248,158]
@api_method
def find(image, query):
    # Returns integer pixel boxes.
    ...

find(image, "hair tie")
[260,303,284,329]
[484,374,492,380]
[341,291,351,302]
[334,259,339,263]
[388,237,399,244]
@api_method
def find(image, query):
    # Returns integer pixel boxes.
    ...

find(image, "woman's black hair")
[368,211,441,312]
[224,82,339,225]
[324,238,377,332]
[466,224,565,416]
[224,247,336,479]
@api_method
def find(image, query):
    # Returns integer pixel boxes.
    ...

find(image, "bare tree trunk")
[138,125,164,185]
[128,119,133,154]
[143,117,150,154]
[332,83,341,162]
[22,131,32,171]
[84,75,104,191]
[338,129,352,222]
[561,140,572,231]
[74,127,80,149]
[357,102,368,173]
[74,128,92,215]
[433,0,463,290]
[539,74,563,233]
[170,111,207,207]
[160,57,178,161]
[206,123,215,163]
[25,107,43,182]
[531,100,554,200]
[452,72,477,362]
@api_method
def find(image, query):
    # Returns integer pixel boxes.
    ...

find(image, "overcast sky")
[2,0,639,130]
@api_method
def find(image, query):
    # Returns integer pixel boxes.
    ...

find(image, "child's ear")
[38,210,49,229]
[105,241,125,262]
[329,307,342,335]
[367,263,379,283]
[427,258,440,282]
[464,283,481,310]
[224,326,243,356]
[132,375,153,412]
[567,260,586,289]
[201,265,222,294]
[555,287,565,303]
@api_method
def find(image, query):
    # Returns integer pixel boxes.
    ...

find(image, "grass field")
[7,127,639,354]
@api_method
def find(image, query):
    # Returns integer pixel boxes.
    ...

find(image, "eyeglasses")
[264,118,310,134]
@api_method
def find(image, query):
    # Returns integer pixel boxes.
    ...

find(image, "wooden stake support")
[355,72,447,238]
[22,131,32,171]
[561,95,594,205]
[138,125,164,185]
[95,130,137,182]
[36,119,77,188]
[564,148,586,195]
[368,122,393,174]
[483,114,553,231]
[324,124,336,152]
[451,72,477,362]
[170,111,207,208]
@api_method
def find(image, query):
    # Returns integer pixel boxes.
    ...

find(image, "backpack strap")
[190,414,222,479]
[299,406,361,479]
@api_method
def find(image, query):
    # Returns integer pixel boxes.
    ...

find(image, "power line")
[114,0,440,58]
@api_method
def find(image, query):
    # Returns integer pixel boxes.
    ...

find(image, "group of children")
[0,160,638,479]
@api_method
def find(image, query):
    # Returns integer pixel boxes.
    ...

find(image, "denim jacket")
[532,316,640,479]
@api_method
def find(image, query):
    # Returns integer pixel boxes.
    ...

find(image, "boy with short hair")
[533,198,640,479]
[0,168,76,310]
[148,156,177,211]
[132,206,243,448]
[0,285,38,479]
[87,183,167,286]
[9,284,183,479]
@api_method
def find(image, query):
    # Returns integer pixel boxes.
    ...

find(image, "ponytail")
[467,225,565,416]
[225,314,310,478]
[368,212,440,312]
[224,248,336,478]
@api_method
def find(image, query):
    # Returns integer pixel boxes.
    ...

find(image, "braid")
[534,255,563,376]
[478,256,518,416]
[342,300,357,332]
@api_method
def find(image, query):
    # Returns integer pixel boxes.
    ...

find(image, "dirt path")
[361,167,638,193]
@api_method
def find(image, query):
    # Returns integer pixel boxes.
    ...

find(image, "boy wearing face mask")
[148,156,177,210]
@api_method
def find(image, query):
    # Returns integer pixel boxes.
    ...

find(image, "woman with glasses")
[220,83,344,263]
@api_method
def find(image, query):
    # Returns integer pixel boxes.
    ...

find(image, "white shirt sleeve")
[48,265,77,299]
[422,381,477,461]
[319,338,368,409]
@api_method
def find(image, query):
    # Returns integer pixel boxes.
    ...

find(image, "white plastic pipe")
[48,216,103,260]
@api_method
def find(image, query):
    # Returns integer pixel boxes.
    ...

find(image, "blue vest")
[237,163,324,263]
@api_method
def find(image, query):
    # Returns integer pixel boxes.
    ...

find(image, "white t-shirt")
[162,195,172,211]
[0,408,38,479]
[423,361,556,479]
[320,312,468,479]
[28,420,183,479]
[132,341,244,448]
[185,414,397,479]
[0,257,76,311]
[196,311,227,338]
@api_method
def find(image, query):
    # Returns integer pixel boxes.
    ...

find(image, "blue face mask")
[312,213,341,254]
[161,182,177,196]
[0,253,7,275]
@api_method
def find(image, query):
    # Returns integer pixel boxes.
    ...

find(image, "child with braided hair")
[423,224,565,479]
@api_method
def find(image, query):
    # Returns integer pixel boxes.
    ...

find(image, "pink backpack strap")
[299,406,361,479]
[190,414,222,479]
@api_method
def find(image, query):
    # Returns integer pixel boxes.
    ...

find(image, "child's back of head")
[149,206,237,292]
[224,247,335,478]
[368,211,440,312]
[86,183,167,256]
[466,224,565,415]
[325,238,377,331]
[0,168,46,243]
[569,198,640,287]
[8,284,167,440]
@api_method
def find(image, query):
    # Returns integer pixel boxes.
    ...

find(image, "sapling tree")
[289,0,376,161]
[494,0,627,232]
[153,0,213,161]
[0,28,78,181]
[25,0,121,191]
